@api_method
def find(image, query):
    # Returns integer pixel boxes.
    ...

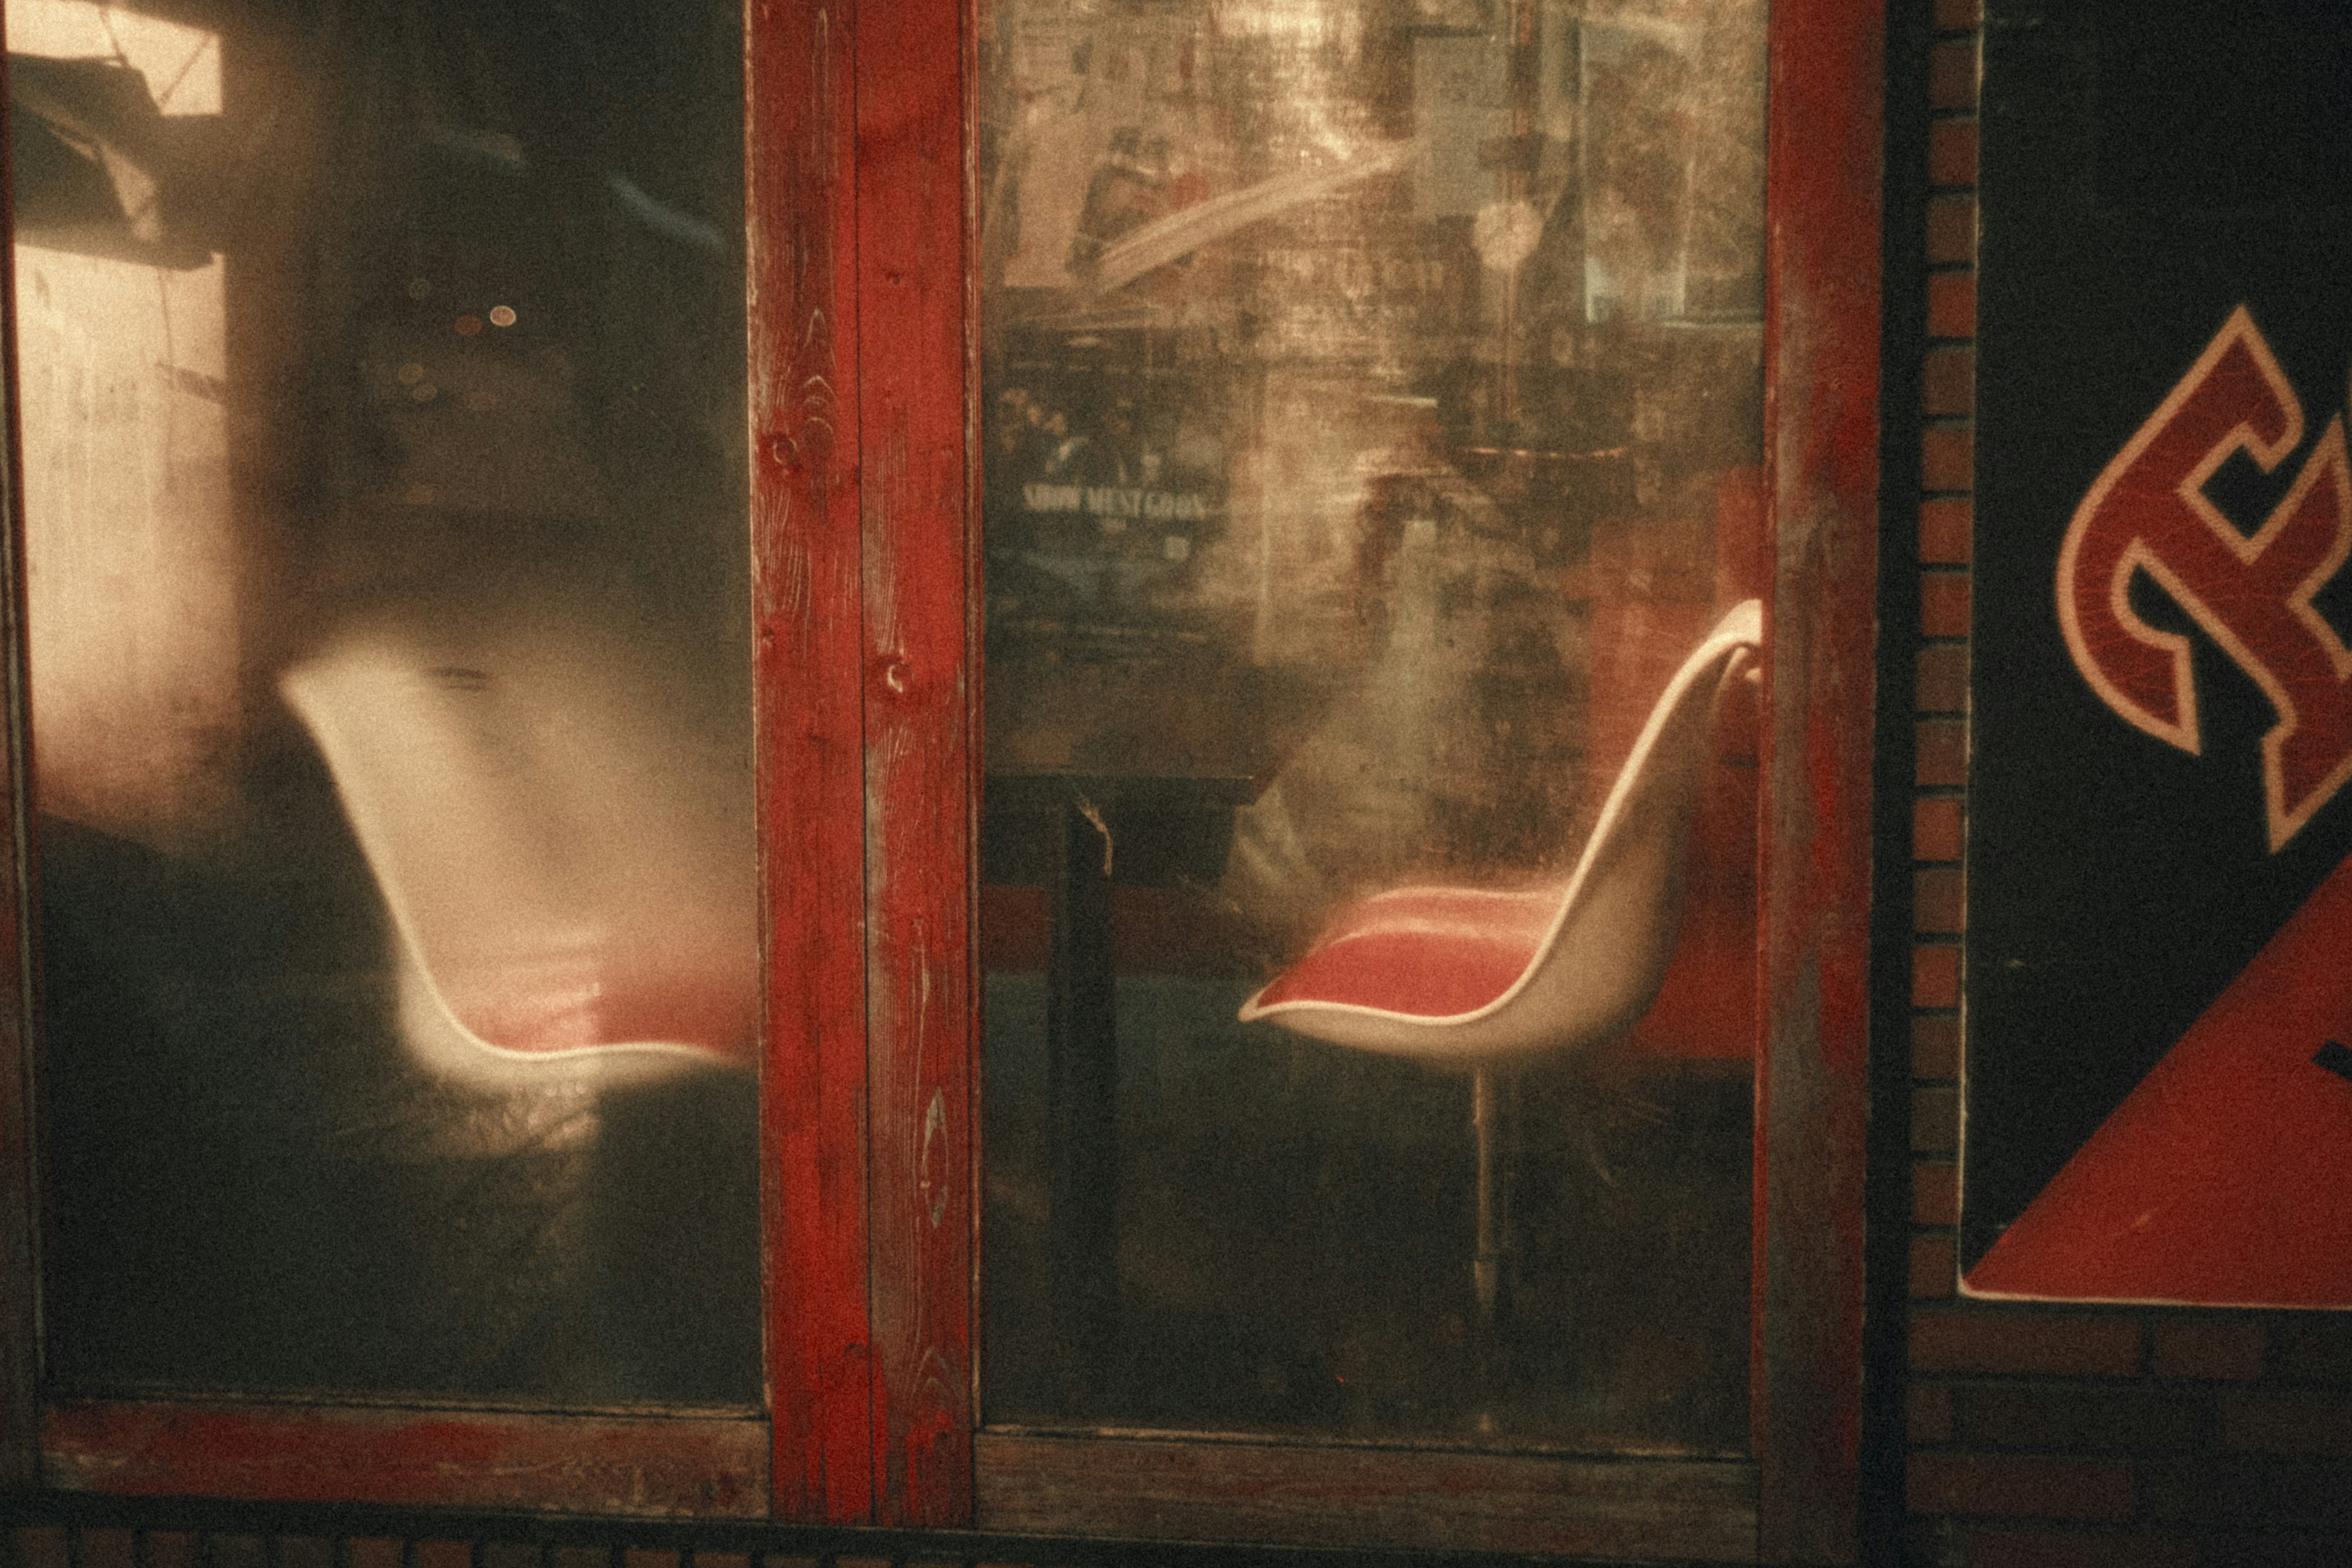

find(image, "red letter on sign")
[2057,306,2352,850]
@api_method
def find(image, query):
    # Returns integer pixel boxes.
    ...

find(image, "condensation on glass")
[10,0,758,1406]
[980,0,1766,1452]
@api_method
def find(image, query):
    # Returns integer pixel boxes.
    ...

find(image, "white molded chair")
[1239,597,1763,1061]
[1237,598,1762,1360]
[282,603,758,1088]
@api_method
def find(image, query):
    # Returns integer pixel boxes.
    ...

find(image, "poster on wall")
[1961,0,2352,1305]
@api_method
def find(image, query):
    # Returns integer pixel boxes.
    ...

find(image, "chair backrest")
[1238,598,1761,1063]
[1499,597,1762,1055]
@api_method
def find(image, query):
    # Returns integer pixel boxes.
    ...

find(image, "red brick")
[1914,1012,1962,1079]
[834,1559,895,1568]
[1934,0,1983,29]
[2272,1317,2352,1383]
[1926,194,1977,265]
[1928,271,1978,339]
[761,1558,823,1568]
[1930,118,1980,188]
[1911,1309,2144,1376]
[78,1532,134,1568]
[1918,643,1969,715]
[1923,424,1975,491]
[1915,1160,1961,1226]
[1906,1518,1965,1563]
[1914,1085,1960,1152]
[1956,1382,2204,1451]
[2152,1319,2265,1381]
[687,1556,744,1568]
[1922,497,1973,563]
[2140,1455,2352,1529]
[1918,718,1969,788]
[1912,1379,1956,1442]
[1924,346,1976,417]
[1913,1235,1959,1297]
[1915,944,1961,1009]
[1922,571,1971,637]
[1916,797,1965,863]
[10,1531,66,1568]
[417,1544,474,1568]
[2221,1392,2352,1455]
[1917,866,1966,933]
[1907,1452,2135,1519]
[349,1542,404,1568]
[1929,39,1980,111]
[1965,1529,2192,1568]
[2196,1533,2352,1568]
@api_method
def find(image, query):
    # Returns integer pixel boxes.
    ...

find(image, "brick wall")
[1901,3,2352,1564]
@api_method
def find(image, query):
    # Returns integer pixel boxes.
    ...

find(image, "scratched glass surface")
[980,0,1766,1451]
[12,0,758,1405]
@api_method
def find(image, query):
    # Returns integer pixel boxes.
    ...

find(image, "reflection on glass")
[13,0,758,1405]
[981,0,1765,1452]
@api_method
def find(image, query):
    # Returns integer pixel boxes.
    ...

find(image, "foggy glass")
[12,0,759,1406]
[980,0,1766,1452]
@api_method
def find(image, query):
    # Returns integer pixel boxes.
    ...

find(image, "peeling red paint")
[753,0,876,1525]
[856,0,975,1528]
[1755,0,1882,1561]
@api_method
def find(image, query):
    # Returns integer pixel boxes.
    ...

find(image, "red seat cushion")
[437,943,758,1061]
[1251,884,1564,1019]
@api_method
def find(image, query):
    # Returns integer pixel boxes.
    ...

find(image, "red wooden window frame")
[0,0,1884,1557]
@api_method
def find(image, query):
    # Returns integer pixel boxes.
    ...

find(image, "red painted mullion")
[853,0,976,1528]
[0,36,38,1490]
[1754,0,1884,1561]
[750,0,877,1524]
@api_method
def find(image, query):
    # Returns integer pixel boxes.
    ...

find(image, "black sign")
[1963,0,2352,1304]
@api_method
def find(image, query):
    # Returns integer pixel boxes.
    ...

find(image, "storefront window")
[0,0,1883,1542]
[12,0,760,1407]
[978,0,1768,1453]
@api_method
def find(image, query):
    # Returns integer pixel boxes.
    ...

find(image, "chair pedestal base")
[1469,1066,1512,1433]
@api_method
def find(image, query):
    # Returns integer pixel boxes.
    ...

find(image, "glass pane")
[12,0,758,1406]
[979,0,1765,1452]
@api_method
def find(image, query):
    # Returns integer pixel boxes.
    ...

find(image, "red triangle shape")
[1965,848,2352,1306]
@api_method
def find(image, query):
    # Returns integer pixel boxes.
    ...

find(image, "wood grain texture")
[42,1401,767,1517]
[976,1433,1758,1561]
[855,0,976,1529]
[750,0,876,1524]
[1754,0,1884,1561]
[0,49,39,1483]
